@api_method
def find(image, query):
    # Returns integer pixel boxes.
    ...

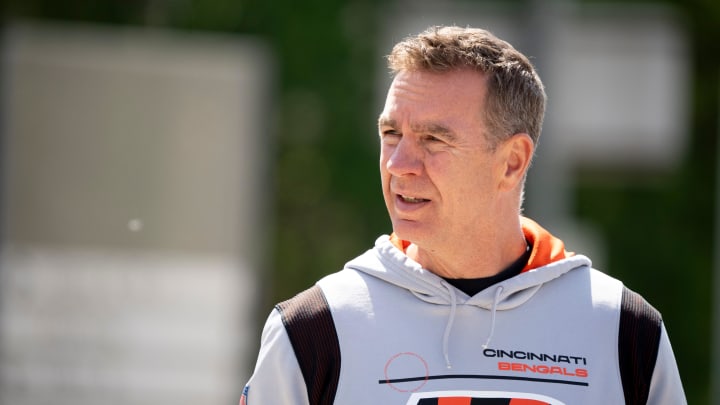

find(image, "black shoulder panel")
[618,286,662,405]
[276,285,341,405]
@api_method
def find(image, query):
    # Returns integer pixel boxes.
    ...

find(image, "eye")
[424,134,444,143]
[380,129,402,144]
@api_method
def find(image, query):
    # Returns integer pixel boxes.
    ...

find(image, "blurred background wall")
[0,19,274,405]
[0,0,717,404]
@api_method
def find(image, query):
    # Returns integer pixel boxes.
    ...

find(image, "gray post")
[712,70,720,404]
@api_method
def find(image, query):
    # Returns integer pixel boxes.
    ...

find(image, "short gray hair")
[387,26,546,149]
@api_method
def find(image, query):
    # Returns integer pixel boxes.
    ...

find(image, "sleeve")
[646,323,687,405]
[241,309,310,405]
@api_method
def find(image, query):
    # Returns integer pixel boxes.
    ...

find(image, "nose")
[384,137,423,177]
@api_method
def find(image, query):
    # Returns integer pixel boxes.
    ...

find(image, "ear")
[498,133,534,191]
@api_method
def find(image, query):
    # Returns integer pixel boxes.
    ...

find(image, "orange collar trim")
[520,216,573,272]
[389,233,411,253]
[388,216,572,273]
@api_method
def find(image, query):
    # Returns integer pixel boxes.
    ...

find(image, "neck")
[407,216,527,279]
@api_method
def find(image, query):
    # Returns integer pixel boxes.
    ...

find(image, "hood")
[345,217,591,310]
[343,217,592,367]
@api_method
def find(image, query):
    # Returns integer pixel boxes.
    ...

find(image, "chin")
[391,219,430,244]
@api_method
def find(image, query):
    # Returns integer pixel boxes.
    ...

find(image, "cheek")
[379,145,391,170]
[379,157,391,193]
[379,155,390,182]
[435,162,494,199]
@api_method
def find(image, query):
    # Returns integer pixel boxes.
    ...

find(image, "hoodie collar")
[520,216,573,272]
[388,216,573,274]
[346,219,591,368]
[351,216,589,310]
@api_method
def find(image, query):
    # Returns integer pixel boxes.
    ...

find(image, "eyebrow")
[377,116,397,129]
[377,116,457,141]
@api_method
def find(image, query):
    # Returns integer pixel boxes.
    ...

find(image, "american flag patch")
[240,385,249,405]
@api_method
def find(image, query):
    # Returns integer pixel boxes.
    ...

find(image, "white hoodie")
[243,218,686,405]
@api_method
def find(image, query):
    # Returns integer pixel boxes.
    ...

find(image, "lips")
[391,192,430,217]
[399,194,430,203]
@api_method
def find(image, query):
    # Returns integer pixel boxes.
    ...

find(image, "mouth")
[398,194,430,203]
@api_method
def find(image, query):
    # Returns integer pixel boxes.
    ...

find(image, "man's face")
[378,69,507,249]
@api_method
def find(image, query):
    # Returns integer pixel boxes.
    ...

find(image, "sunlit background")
[0,0,717,404]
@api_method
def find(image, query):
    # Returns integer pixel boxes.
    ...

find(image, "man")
[242,26,685,404]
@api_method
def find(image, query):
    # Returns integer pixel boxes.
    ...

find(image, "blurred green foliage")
[2,0,719,403]
[574,1,720,404]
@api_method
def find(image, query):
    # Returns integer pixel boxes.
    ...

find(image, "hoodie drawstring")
[482,285,504,349]
[441,281,457,369]
[437,282,504,368]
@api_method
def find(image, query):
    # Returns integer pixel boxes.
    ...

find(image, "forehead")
[380,69,487,130]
